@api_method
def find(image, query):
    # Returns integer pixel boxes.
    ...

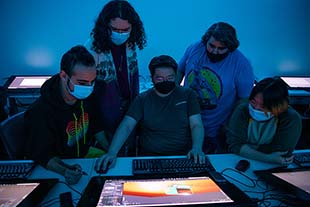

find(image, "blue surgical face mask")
[67,78,94,100]
[248,104,273,122]
[111,31,130,45]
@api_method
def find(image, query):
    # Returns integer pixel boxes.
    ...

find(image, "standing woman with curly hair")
[85,0,147,156]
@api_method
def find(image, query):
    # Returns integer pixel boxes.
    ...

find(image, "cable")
[220,167,256,188]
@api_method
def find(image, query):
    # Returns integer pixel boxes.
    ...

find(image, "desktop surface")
[21,149,310,207]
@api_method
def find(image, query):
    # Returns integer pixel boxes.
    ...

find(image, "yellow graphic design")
[187,68,222,109]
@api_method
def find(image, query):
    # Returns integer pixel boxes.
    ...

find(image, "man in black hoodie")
[25,45,105,184]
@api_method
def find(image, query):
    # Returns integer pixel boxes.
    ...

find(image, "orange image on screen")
[123,178,220,197]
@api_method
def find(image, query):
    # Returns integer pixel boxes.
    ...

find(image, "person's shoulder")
[235,100,249,111]
[136,88,154,100]
[282,106,302,120]
[25,97,49,120]
[174,87,198,99]
[186,41,204,51]
[177,86,194,93]
[230,49,250,62]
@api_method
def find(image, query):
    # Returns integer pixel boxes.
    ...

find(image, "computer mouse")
[235,159,250,172]
[96,160,112,174]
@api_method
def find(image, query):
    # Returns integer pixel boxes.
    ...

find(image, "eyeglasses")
[154,75,175,82]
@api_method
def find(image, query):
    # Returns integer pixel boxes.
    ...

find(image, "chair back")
[0,111,26,159]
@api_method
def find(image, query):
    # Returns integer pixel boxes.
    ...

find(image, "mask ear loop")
[66,76,75,93]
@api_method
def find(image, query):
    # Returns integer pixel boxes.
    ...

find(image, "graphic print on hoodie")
[25,74,96,166]
[66,108,89,157]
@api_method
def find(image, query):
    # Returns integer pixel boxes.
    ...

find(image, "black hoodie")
[25,74,98,167]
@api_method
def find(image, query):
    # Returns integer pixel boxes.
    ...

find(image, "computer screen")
[255,167,310,202]
[0,179,58,207]
[77,175,255,207]
[272,171,310,194]
[0,182,39,206]
[6,75,51,89]
[280,76,310,89]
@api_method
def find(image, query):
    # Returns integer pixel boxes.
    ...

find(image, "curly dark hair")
[201,22,239,52]
[61,45,95,77]
[91,0,147,53]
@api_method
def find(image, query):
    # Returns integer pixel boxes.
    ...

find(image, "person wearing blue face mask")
[85,0,147,156]
[25,45,107,185]
[226,77,302,165]
[176,22,255,154]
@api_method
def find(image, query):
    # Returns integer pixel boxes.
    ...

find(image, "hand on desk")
[64,164,83,185]
[95,153,116,174]
[269,151,294,165]
[46,157,86,185]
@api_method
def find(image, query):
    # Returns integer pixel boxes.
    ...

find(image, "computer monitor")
[77,175,256,207]
[255,167,310,204]
[280,76,310,90]
[0,178,58,207]
[5,75,51,90]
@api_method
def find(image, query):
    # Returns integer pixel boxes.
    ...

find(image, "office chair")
[0,111,26,159]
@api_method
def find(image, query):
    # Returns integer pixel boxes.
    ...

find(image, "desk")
[29,149,310,207]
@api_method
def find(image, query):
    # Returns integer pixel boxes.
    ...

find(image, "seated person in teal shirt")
[95,55,205,172]
[226,77,302,165]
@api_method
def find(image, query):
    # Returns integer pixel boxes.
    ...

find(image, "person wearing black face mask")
[176,22,254,154]
[95,55,206,173]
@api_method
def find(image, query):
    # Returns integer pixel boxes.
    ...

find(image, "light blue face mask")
[111,31,130,45]
[248,104,274,122]
[67,79,94,100]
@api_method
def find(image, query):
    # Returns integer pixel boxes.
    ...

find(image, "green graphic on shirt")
[187,68,222,109]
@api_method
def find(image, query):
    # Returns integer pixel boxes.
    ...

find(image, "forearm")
[108,116,136,156]
[240,144,274,163]
[191,124,204,151]
[46,157,67,175]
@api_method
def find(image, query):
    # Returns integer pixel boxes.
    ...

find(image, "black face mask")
[207,50,229,63]
[154,81,176,94]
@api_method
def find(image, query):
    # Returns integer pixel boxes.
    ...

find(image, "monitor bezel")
[279,76,310,90]
[254,167,310,202]
[77,174,255,207]
[0,178,58,207]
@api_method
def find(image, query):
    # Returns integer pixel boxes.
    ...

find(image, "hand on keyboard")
[187,149,206,164]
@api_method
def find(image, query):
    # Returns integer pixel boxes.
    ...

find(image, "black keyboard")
[0,160,35,180]
[132,157,215,175]
[294,152,310,167]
